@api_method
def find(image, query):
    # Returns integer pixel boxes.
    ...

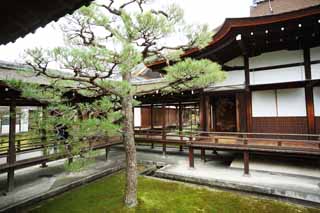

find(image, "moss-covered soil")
[28,171,320,213]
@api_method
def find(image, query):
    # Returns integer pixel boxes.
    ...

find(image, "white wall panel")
[252,90,277,117]
[250,50,303,69]
[15,125,20,133]
[314,87,320,116]
[250,66,305,85]
[310,46,320,61]
[224,56,244,67]
[311,64,320,80]
[214,70,245,87]
[1,125,9,134]
[134,108,141,127]
[277,88,306,117]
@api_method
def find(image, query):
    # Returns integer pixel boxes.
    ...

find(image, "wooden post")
[199,94,206,131]
[244,55,252,132]
[304,48,315,135]
[150,104,154,129]
[162,143,166,157]
[178,102,183,150]
[41,106,48,168]
[189,147,194,168]
[243,151,250,175]
[162,104,166,140]
[162,104,166,157]
[150,104,155,149]
[201,148,206,162]
[7,102,16,192]
[105,146,110,160]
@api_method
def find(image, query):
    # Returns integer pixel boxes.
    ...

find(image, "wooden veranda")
[134,129,320,175]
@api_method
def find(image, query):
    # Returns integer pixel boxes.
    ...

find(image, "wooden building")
[136,3,320,136]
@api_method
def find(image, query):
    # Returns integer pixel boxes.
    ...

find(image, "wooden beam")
[7,101,16,192]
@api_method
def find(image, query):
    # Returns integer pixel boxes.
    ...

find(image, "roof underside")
[0,0,93,45]
[148,4,320,70]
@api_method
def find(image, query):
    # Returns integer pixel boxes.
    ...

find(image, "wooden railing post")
[105,146,110,161]
[189,147,194,168]
[243,151,250,176]
[7,101,16,192]
[17,140,21,152]
[41,106,48,168]
[201,148,206,162]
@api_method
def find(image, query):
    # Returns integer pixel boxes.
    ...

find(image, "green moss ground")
[28,171,320,213]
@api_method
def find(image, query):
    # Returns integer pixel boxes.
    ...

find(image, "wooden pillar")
[178,102,183,151]
[150,104,154,129]
[162,104,166,156]
[189,147,194,168]
[243,151,250,175]
[7,102,16,192]
[204,97,210,132]
[304,48,315,134]
[150,104,154,149]
[244,55,252,132]
[200,95,210,158]
[162,104,166,140]
[41,106,48,168]
[199,94,205,131]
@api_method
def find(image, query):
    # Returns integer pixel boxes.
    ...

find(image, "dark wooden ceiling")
[0,0,93,45]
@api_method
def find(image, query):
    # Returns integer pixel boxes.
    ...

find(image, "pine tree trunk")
[122,74,138,207]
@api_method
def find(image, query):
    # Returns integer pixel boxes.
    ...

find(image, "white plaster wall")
[134,108,141,127]
[249,50,305,84]
[311,46,320,79]
[224,56,244,67]
[252,90,277,117]
[277,88,306,117]
[1,125,9,134]
[250,67,305,85]
[310,46,320,61]
[214,70,245,87]
[250,50,303,69]
[20,109,29,132]
[311,64,320,80]
[15,124,20,133]
[314,87,320,116]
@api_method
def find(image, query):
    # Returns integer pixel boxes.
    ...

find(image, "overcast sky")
[0,0,252,63]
